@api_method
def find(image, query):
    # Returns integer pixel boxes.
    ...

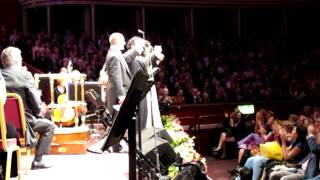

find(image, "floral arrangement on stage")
[161,115,207,178]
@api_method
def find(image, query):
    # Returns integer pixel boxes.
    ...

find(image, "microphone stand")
[150,71,161,177]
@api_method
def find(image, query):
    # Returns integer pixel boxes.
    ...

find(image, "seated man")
[1,47,55,170]
[301,124,320,179]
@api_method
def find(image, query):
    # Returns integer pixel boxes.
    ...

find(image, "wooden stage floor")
[16,153,236,180]
[20,153,129,180]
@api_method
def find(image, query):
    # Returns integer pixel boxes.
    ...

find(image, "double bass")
[50,69,86,126]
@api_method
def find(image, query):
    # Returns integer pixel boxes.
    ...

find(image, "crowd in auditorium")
[1,9,320,178]
[210,105,320,180]
[1,24,320,106]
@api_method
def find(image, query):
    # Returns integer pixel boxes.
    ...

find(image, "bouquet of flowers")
[161,115,207,178]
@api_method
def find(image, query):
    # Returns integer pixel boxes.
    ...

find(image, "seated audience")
[268,125,307,180]
[236,122,306,180]
[237,109,267,166]
[213,109,247,159]
[1,28,320,104]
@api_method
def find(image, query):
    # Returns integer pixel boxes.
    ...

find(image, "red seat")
[0,96,21,180]
[4,96,26,139]
[4,93,29,175]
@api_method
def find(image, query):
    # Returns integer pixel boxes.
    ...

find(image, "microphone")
[138,29,144,35]
[67,59,73,73]
[138,29,145,39]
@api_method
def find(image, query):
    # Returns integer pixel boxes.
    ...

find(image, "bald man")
[105,32,144,115]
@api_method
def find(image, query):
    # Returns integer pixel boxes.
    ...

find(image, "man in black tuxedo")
[103,33,144,152]
[105,32,144,115]
[126,36,164,130]
[1,47,55,170]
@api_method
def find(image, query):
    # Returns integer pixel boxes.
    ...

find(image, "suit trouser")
[31,118,55,161]
[307,177,320,180]
[304,153,319,179]
[269,170,304,180]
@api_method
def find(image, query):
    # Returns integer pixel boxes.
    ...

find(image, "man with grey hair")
[105,32,144,115]
[1,46,55,170]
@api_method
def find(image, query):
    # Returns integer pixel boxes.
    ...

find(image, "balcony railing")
[18,0,320,9]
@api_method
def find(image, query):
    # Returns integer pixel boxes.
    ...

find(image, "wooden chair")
[4,93,30,174]
[0,97,21,180]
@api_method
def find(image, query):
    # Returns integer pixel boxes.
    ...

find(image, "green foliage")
[161,115,205,178]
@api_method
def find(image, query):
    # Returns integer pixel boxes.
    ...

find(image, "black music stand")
[101,70,156,180]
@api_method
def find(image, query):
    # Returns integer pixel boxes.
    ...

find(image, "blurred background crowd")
[1,25,320,106]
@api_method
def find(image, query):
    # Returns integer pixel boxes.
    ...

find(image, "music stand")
[101,70,152,180]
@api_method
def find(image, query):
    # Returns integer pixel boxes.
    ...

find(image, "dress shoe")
[238,167,251,178]
[112,144,123,153]
[31,161,53,170]
[211,147,222,157]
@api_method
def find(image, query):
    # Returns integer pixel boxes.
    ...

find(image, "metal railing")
[18,0,320,9]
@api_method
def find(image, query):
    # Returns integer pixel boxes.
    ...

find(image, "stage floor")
[17,153,235,180]
[20,153,129,180]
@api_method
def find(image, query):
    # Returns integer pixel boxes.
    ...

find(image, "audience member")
[1,46,55,170]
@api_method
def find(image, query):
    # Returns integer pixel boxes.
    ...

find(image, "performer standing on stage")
[126,36,165,130]
[105,32,144,115]
[1,47,55,170]
[104,32,144,152]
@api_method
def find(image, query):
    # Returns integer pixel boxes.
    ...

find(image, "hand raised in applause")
[133,38,145,55]
[307,124,316,138]
[279,128,287,142]
[154,45,165,63]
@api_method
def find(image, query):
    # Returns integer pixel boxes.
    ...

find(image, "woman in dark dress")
[212,110,244,158]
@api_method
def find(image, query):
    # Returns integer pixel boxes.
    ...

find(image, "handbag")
[260,141,283,161]
[25,120,37,149]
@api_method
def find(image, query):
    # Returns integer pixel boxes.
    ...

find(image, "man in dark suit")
[1,47,55,170]
[300,124,320,179]
[126,36,164,130]
[104,33,143,152]
[105,32,144,115]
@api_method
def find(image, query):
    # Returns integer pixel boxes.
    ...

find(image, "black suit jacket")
[1,67,42,125]
[307,136,320,155]
[105,47,139,113]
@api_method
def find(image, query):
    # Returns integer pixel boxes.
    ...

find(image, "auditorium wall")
[0,0,19,31]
